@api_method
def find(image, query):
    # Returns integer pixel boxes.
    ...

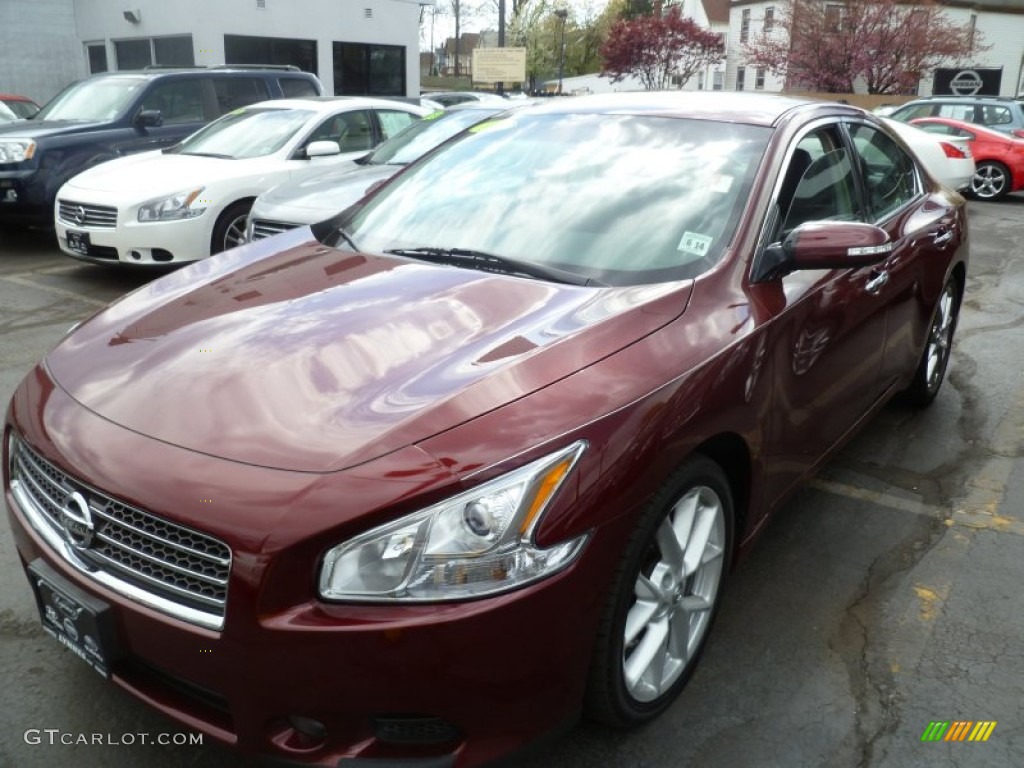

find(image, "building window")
[712,70,724,91]
[740,9,750,43]
[736,66,746,91]
[968,13,977,47]
[755,67,765,90]
[825,5,842,33]
[698,71,705,90]
[114,35,194,70]
[86,42,108,74]
[333,42,406,96]
[224,35,318,74]
[764,7,774,32]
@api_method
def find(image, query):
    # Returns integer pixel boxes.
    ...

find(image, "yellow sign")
[472,48,527,83]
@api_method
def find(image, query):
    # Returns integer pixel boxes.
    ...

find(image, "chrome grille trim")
[9,436,231,630]
[57,199,118,228]
[250,219,299,241]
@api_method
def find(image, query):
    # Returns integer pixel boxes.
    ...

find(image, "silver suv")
[889,96,1024,139]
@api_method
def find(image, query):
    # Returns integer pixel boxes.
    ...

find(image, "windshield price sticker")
[678,231,713,257]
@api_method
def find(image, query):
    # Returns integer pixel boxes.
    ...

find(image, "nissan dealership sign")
[933,67,1002,96]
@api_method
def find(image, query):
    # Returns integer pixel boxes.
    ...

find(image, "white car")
[882,117,975,192]
[54,97,428,265]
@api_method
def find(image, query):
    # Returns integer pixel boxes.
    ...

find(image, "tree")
[600,4,724,91]
[744,0,985,95]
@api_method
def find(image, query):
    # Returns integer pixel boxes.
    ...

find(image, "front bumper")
[3,370,612,767]
[0,168,49,227]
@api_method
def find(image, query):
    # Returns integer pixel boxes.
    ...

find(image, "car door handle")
[865,270,889,294]
[931,228,954,246]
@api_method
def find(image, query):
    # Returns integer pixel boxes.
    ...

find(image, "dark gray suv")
[889,96,1024,139]
[0,67,322,227]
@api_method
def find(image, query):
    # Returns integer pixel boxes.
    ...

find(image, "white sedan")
[54,97,428,266]
[882,117,974,192]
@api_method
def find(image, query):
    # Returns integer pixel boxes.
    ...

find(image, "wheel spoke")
[667,604,694,662]
[624,615,669,694]
[624,595,659,647]
[656,517,685,573]
[682,501,717,576]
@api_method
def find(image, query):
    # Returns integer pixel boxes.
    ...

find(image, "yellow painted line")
[808,478,935,516]
[0,274,108,308]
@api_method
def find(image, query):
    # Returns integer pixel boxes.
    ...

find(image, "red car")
[4,94,967,767]
[0,93,41,122]
[911,116,1024,201]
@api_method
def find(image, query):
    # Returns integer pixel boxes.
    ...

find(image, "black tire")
[210,200,252,255]
[903,278,959,407]
[586,455,734,727]
[969,161,1011,201]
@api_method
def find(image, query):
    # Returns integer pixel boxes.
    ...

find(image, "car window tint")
[777,128,860,237]
[279,77,318,98]
[936,104,976,122]
[981,106,1011,126]
[212,77,270,114]
[849,123,918,221]
[140,79,204,123]
[893,104,935,121]
[916,122,954,136]
[377,109,419,140]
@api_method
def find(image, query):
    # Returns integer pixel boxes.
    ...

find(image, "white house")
[725,0,1024,96]
[1,0,428,104]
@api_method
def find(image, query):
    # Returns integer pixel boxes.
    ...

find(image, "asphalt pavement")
[1,196,1023,767]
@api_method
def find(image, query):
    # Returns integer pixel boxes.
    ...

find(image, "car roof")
[913,116,1020,140]
[83,68,317,81]
[0,93,36,102]
[243,97,430,114]
[514,91,834,127]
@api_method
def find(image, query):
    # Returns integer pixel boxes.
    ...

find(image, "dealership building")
[0,0,429,104]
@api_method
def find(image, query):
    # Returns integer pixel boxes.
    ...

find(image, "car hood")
[63,150,272,198]
[45,230,691,472]
[253,164,399,224]
[0,119,111,139]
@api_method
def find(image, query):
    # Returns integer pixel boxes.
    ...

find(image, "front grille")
[10,437,231,626]
[57,199,118,228]
[249,218,298,241]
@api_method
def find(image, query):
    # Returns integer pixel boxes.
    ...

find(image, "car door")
[756,123,890,508]
[845,119,960,386]
[118,79,208,154]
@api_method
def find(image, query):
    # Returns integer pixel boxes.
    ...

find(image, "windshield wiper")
[384,247,601,286]
[177,151,234,159]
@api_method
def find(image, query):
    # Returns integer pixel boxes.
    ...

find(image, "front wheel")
[969,161,1010,201]
[210,200,252,255]
[903,278,959,407]
[586,456,733,727]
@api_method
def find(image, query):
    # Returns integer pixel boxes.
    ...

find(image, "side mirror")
[759,221,892,279]
[134,109,164,128]
[306,140,341,158]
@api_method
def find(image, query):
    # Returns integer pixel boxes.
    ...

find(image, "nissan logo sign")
[949,70,984,96]
[59,490,95,549]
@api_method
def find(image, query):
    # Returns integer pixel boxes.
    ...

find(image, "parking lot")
[1,195,1023,767]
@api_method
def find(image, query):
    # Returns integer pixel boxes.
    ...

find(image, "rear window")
[891,103,936,122]
[212,77,270,114]
[280,77,319,98]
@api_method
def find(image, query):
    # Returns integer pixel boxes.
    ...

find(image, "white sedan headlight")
[137,187,206,222]
[0,139,36,163]
[320,441,588,602]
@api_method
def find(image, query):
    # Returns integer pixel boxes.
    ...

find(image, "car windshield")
[0,102,17,122]
[168,107,314,159]
[367,108,502,166]
[2,99,37,119]
[335,112,770,286]
[34,78,147,121]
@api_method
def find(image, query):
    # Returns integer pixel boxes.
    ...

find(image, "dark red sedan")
[911,116,1024,200]
[3,93,968,767]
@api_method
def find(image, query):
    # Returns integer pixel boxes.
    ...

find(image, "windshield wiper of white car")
[384,247,602,286]
[178,151,235,159]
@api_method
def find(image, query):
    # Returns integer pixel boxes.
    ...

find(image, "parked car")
[910,116,1024,200]
[247,102,527,241]
[0,93,41,122]
[881,117,974,192]
[423,90,508,107]
[4,93,967,768]
[54,97,428,265]
[889,95,1024,139]
[0,67,323,228]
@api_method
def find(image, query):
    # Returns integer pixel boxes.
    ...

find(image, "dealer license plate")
[65,230,90,256]
[27,560,119,678]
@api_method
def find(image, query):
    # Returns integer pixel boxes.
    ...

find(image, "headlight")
[0,139,36,163]
[320,441,588,602]
[137,188,206,222]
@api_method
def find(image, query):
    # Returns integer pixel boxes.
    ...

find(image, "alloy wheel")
[971,163,1008,200]
[924,281,956,395]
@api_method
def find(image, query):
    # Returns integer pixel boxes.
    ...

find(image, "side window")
[777,128,861,237]
[140,80,204,124]
[894,104,935,120]
[376,109,419,140]
[849,123,918,221]
[305,110,373,153]
[279,77,318,98]
[937,103,976,122]
[981,106,1011,126]
[212,77,270,115]
[916,122,955,136]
